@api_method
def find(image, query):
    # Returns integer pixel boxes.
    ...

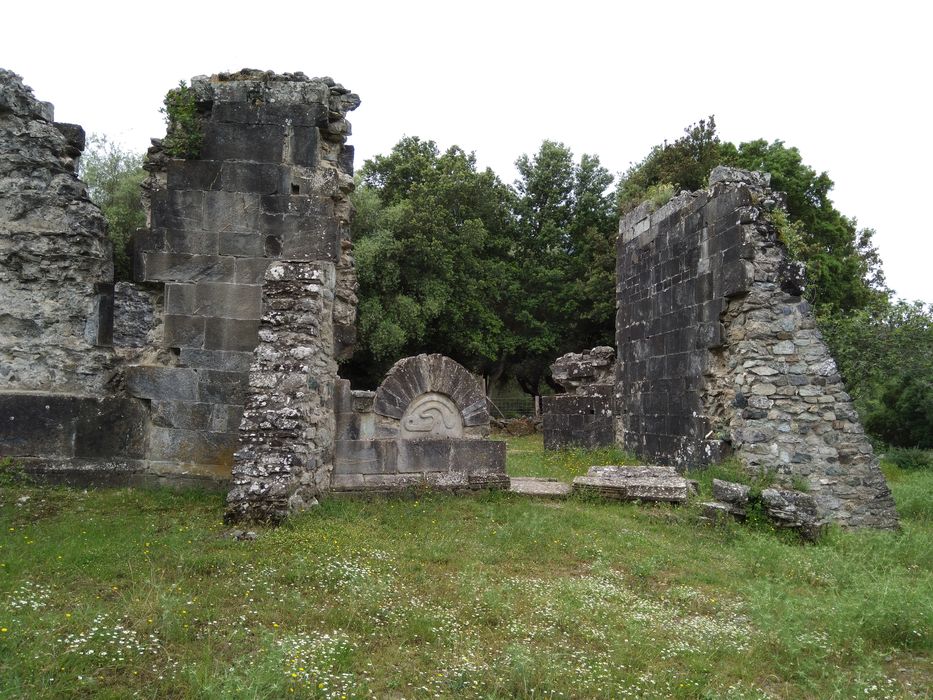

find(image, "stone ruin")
[615,167,897,529]
[542,346,616,449]
[0,68,897,530]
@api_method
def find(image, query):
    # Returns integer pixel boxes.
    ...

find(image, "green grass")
[0,440,930,698]
[504,433,640,481]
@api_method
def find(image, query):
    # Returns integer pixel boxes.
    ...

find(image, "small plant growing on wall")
[161,81,203,158]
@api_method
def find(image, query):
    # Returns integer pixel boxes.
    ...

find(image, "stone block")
[200,122,285,163]
[0,393,80,457]
[141,252,235,283]
[197,369,249,405]
[288,126,319,167]
[126,366,200,401]
[234,257,271,284]
[160,228,217,255]
[397,439,452,473]
[201,191,262,234]
[163,314,206,349]
[166,160,223,191]
[712,479,751,505]
[75,397,149,462]
[220,162,287,194]
[218,231,264,257]
[148,426,238,468]
[210,404,244,433]
[165,283,197,315]
[204,317,260,351]
[193,283,262,320]
[150,190,204,231]
[334,439,397,475]
[178,348,254,372]
[449,439,506,474]
[152,401,213,431]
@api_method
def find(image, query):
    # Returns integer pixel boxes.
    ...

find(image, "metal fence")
[487,395,537,418]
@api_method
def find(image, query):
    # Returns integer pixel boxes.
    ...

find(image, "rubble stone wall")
[0,69,116,395]
[615,166,897,528]
[129,70,359,481]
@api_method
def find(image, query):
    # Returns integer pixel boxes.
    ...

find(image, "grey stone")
[712,479,751,505]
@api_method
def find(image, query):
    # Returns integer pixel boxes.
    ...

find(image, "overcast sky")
[4,1,930,302]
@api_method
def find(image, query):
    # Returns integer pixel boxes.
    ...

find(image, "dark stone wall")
[541,389,615,450]
[130,71,359,480]
[615,167,898,529]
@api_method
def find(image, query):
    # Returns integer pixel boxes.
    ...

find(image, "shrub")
[884,447,933,471]
[161,81,204,158]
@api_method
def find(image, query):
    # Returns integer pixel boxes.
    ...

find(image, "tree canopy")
[79,135,146,281]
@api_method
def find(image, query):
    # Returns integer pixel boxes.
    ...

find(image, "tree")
[340,137,520,389]
[509,142,616,395]
[79,135,146,281]
[616,118,887,315]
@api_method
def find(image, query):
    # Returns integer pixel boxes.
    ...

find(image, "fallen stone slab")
[712,479,751,506]
[587,465,679,479]
[761,488,826,540]
[699,500,746,522]
[509,477,572,498]
[572,469,689,503]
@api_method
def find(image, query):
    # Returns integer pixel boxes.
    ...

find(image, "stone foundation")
[542,347,616,449]
[615,166,897,529]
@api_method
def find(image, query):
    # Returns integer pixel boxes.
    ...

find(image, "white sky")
[4,0,930,302]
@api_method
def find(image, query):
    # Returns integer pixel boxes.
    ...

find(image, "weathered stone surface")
[0,69,117,394]
[551,346,616,395]
[712,479,750,505]
[572,465,689,502]
[225,262,337,523]
[761,488,825,540]
[616,167,898,530]
[113,282,158,349]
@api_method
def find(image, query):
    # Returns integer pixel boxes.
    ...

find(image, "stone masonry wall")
[616,166,897,529]
[0,69,116,394]
[128,70,358,481]
[225,262,337,523]
[542,347,616,449]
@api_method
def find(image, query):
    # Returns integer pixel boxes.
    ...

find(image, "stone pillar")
[225,262,337,523]
[615,167,897,529]
[129,69,358,481]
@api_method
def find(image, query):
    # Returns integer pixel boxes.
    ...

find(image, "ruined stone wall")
[0,69,116,394]
[615,167,897,528]
[129,70,358,481]
[225,262,337,522]
[542,347,616,449]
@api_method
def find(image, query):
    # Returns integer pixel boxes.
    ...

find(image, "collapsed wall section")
[130,70,359,481]
[0,69,116,394]
[615,167,897,529]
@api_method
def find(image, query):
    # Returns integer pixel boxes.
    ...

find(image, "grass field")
[0,436,930,699]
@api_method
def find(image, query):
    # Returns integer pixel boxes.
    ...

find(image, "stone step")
[572,474,689,503]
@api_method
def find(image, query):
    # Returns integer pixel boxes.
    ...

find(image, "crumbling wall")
[0,70,150,478]
[129,69,359,481]
[225,262,337,522]
[615,166,897,529]
[0,69,116,394]
[542,347,616,449]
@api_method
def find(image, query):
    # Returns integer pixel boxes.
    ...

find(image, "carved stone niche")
[372,354,489,440]
[331,354,508,493]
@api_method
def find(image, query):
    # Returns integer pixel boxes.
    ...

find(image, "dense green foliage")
[161,81,203,159]
[820,300,933,448]
[1,442,930,698]
[343,138,617,393]
[340,138,518,387]
[79,136,146,281]
[617,117,887,315]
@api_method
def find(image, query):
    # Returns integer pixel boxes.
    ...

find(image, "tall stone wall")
[0,69,116,394]
[615,167,897,529]
[129,69,359,480]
